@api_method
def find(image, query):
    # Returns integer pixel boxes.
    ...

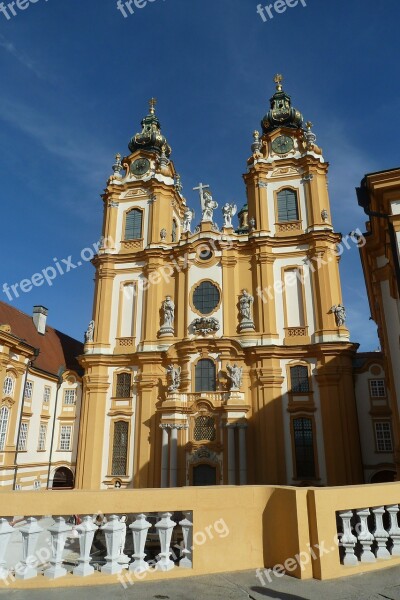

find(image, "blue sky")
[0,0,399,349]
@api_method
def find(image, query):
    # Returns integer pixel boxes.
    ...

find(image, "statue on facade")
[331,304,346,327]
[182,208,195,234]
[166,365,181,393]
[226,364,243,391]
[239,289,255,332]
[159,296,175,337]
[202,189,218,223]
[222,203,237,228]
[84,320,95,343]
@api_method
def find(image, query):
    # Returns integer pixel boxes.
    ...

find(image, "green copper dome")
[128,99,172,157]
[262,75,303,133]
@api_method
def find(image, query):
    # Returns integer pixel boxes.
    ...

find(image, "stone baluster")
[15,517,44,580]
[387,505,400,556]
[0,519,14,580]
[129,513,152,573]
[356,509,375,563]
[155,512,176,571]
[44,517,72,579]
[179,511,193,568]
[101,515,124,575]
[338,510,358,566]
[118,518,130,565]
[372,506,390,559]
[73,516,98,577]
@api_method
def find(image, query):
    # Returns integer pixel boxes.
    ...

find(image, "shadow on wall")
[251,587,307,599]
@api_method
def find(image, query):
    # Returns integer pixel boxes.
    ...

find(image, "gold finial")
[149,97,157,115]
[306,121,313,130]
[115,153,121,161]
[274,73,283,91]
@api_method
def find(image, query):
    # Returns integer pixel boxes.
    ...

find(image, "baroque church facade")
[75,76,367,491]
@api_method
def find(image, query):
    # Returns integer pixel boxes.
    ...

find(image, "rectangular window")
[370,379,386,398]
[112,421,129,476]
[60,425,73,451]
[375,422,393,452]
[24,381,33,400]
[64,389,76,405]
[18,422,29,451]
[43,386,51,403]
[290,366,310,393]
[293,417,316,479]
[38,423,47,451]
[116,373,132,398]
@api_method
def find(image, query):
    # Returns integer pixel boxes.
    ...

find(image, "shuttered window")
[125,209,143,240]
[277,189,299,222]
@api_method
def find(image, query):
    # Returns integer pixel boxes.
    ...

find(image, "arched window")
[116,373,132,398]
[0,406,10,451]
[293,417,316,479]
[112,421,129,476]
[125,209,143,240]
[277,189,299,222]
[290,365,309,393]
[195,359,216,392]
[172,219,178,242]
[3,375,14,398]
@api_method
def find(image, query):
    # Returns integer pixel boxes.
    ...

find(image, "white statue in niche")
[226,364,243,391]
[84,320,95,343]
[222,203,237,228]
[162,296,175,328]
[166,365,181,393]
[331,304,346,327]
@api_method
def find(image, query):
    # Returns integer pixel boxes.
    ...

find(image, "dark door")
[193,464,217,486]
[52,467,74,489]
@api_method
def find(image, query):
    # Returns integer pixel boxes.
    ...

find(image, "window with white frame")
[18,422,29,451]
[3,375,15,398]
[24,381,33,400]
[370,379,386,398]
[60,425,72,451]
[64,389,76,405]
[0,406,10,451]
[43,386,51,403]
[375,421,393,452]
[38,423,47,451]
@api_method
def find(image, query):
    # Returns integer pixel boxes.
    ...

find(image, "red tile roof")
[0,301,83,376]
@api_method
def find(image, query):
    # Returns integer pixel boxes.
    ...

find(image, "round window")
[192,281,220,315]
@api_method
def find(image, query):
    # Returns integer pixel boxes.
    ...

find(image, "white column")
[387,504,400,556]
[227,424,236,485]
[129,513,152,573]
[101,515,124,575]
[160,424,169,488]
[73,516,98,577]
[44,517,71,579]
[0,519,14,580]
[356,508,375,563]
[155,512,176,571]
[372,506,390,559]
[338,510,358,566]
[179,511,193,569]
[169,426,178,488]
[15,517,44,580]
[238,422,248,485]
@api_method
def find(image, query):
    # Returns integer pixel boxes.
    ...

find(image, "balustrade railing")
[0,511,193,582]
[337,504,400,567]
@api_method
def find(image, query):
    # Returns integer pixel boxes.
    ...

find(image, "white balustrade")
[155,512,176,571]
[101,515,125,575]
[356,508,375,563]
[372,506,390,559]
[44,517,72,579]
[118,518,130,565]
[338,510,358,566]
[0,519,13,580]
[129,513,152,573]
[179,512,193,568]
[15,517,44,580]
[73,516,98,577]
[387,504,400,556]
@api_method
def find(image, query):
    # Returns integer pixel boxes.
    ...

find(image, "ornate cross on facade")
[193,182,210,209]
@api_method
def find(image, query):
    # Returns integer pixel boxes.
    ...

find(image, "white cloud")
[0,34,43,78]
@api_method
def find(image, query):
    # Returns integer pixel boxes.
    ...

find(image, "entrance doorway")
[193,464,217,486]
[52,467,75,489]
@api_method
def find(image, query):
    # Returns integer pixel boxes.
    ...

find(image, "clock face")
[271,135,294,155]
[131,158,150,176]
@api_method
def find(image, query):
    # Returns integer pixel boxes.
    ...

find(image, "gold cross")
[274,74,283,90]
[149,98,157,114]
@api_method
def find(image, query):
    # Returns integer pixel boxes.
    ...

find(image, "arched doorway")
[52,467,75,489]
[193,464,217,486]
[370,470,396,484]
